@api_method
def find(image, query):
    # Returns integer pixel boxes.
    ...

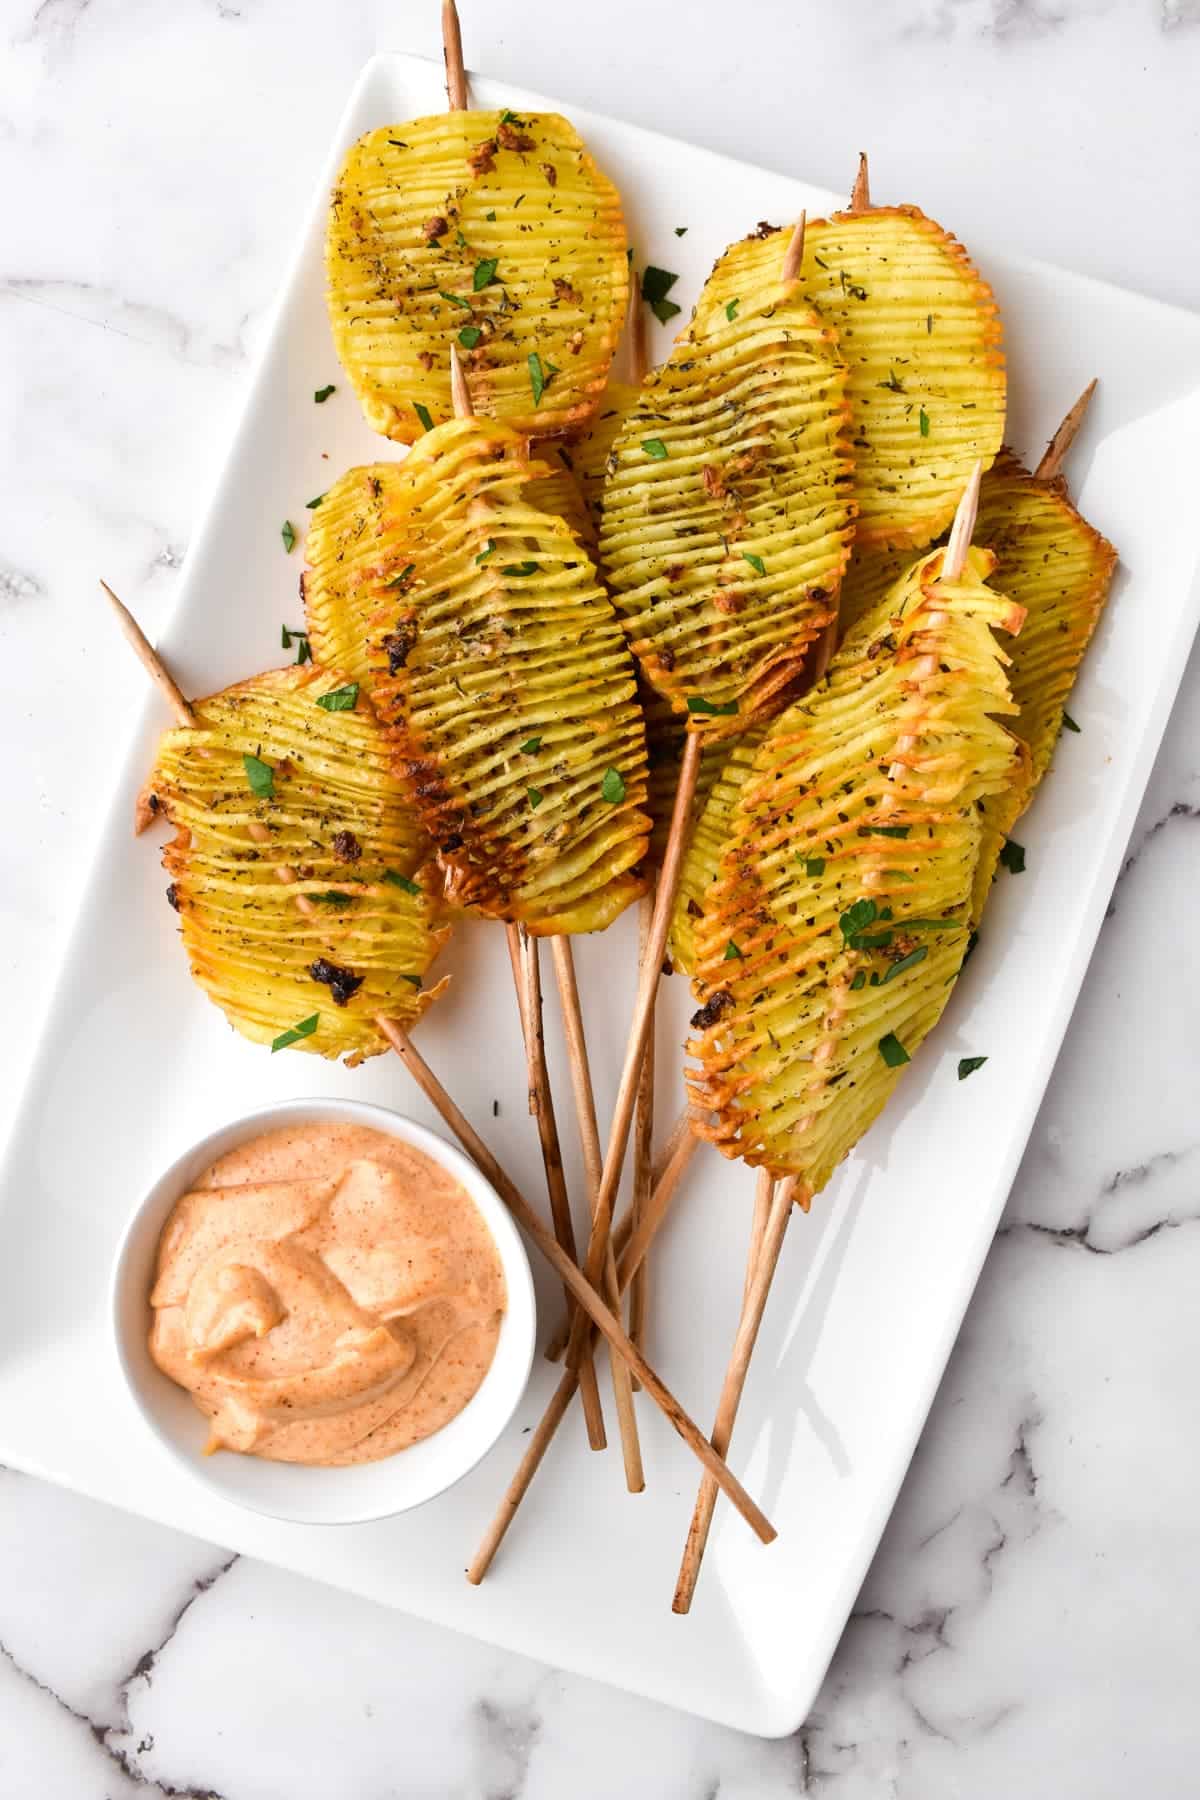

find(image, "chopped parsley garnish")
[805,857,826,877]
[313,385,336,404]
[725,299,739,322]
[271,1013,319,1053]
[502,561,539,577]
[384,870,421,895]
[413,401,435,432]
[499,108,520,124]
[999,838,1026,875]
[316,890,354,908]
[439,289,471,309]
[281,625,309,652]
[642,265,679,305]
[850,970,866,990]
[528,351,558,406]
[527,786,544,810]
[281,520,296,553]
[878,1032,910,1068]
[686,696,737,716]
[1062,711,1080,733]
[675,225,688,236]
[305,493,325,510]
[385,563,416,588]
[475,539,496,564]
[485,209,496,221]
[520,736,541,754]
[723,940,743,960]
[473,257,499,291]
[601,767,626,804]
[399,974,423,989]
[926,313,934,333]
[839,898,877,942]
[743,552,765,576]
[243,753,275,799]
[863,824,910,839]
[900,917,959,930]
[919,407,930,437]
[879,369,905,394]
[458,325,482,349]
[316,683,359,712]
[882,945,928,984]
[296,636,312,665]
[958,1055,988,1081]
[642,266,681,324]
[642,438,669,459]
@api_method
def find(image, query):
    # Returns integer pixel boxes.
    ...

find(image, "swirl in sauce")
[148,1122,506,1465]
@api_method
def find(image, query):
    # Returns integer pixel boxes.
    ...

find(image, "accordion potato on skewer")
[694,190,1005,553]
[975,447,1116,783]
[598,252,855,738]
[686,540,1025,1186]
[326,111,629,444]
[146,666,449,1063]
[304,416,651,935]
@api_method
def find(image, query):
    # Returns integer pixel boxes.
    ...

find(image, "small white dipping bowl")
[111,1097,536,1525]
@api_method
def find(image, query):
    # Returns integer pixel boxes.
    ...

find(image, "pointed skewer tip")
[780,212,807,285]
[1034,378,1098,483]
[849,151,871,213]
[449,343,474,419]
[941,460,983,583]
[442,0,468,112]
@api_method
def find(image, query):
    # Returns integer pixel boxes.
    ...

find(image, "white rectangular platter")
[4,52,1200,1738]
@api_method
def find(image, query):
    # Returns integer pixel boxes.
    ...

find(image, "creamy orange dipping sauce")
[148,1122,506,1466]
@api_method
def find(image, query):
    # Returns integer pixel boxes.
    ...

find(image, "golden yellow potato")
[696,206,1006,551]
[598,271,854,739]
[146,667,449,1062]
[686,545,1024,1189]
[327,111,628,443]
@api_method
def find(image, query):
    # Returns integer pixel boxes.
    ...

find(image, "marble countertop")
[4,0,1200,1792]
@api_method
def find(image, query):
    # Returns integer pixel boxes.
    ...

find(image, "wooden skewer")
[849,150,871,213]
[628,896,655,1382]
[442,0,468,111]
[672,1175,799,1613]
[779,211,807,286]
[941,459,983,583]
[468,1113,700,1582]
[101,581,196,729]
[507,925,607,1452]
[564,732,703,1371]
[548,935,645,1489]
[742,1168,773,1304]
[378,1018,775,1546]
[1035,379,1098,483]
[544,1102,697,1361]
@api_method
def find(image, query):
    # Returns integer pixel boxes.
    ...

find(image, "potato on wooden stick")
[102,581,772,1548]
[672,467,1025,1607]
[571,211,853,1391]
[326,0,628,443]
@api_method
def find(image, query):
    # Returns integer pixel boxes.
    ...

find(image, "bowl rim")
[109,1094,537,1525]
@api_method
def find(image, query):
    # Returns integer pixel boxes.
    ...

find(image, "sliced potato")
[976,450,1117,783]
[147,667,449,1063]
[327,111,628,443]
[598,275,854,739]
[686,546,1024,1188]
[696,206,1005,550]
[348,417,650,934]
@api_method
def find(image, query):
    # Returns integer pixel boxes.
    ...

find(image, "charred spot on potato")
[332,830,362,864]
[310,957,364,1007]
